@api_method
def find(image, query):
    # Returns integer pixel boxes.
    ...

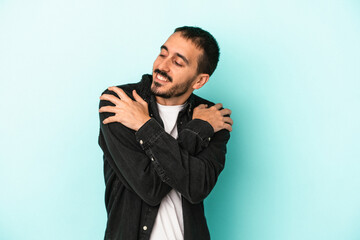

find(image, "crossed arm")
[99,86,233,132]
[99,86,233,205]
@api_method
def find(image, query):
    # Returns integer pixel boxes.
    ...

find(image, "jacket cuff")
[135,118,164,150]
[184,119,214,142]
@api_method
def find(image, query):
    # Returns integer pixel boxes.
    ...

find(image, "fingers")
[213,103,223,110]
[132,90,146,104]
[102,116,117,124]
[99,106,118,113]
[220,108,232,116]
[223,123,233,132]
[219,117,233,132]
[108,86,131,102]
[223,116,233,126]
[99,94,122,105]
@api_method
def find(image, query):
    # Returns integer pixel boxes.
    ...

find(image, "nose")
[157,57,171,73]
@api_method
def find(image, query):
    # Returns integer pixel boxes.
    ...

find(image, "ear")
[192,74,210,90]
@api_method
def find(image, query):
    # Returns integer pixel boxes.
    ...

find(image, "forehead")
[162,32,203,64]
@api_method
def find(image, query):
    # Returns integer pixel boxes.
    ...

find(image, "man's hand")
[192,103,233,132]
[99,86,151,131]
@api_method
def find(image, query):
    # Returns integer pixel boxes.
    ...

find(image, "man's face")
[151,32,203,99]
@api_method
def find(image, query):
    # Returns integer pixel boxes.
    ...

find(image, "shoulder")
[100,74,152,99]
[191,94,216,108]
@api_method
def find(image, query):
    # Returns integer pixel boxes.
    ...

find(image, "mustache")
[154,69,173,82]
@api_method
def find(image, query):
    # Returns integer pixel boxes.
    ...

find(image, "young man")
[98,26,233,240]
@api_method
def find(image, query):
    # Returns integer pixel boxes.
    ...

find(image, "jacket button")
[151,157,154,161]
[208,137,211,141]
[139,140,143,145]
[143,226,148,231]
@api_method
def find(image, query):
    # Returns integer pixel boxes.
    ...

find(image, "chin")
[151,85,172,99]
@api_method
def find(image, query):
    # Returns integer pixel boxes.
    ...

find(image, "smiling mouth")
[155,73,170,83]
[154,69,173,83]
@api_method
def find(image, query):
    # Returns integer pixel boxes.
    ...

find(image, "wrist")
[136,116,151,131]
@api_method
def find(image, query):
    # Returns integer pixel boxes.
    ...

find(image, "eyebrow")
[161,45,189,65]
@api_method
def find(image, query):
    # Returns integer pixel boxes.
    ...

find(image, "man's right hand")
[192,103,233,132]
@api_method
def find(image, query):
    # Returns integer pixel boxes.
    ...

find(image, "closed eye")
[175,61,182,66]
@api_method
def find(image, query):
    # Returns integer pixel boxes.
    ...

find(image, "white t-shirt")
[149,102,186,240]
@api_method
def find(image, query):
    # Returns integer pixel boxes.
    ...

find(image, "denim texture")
[98,74,230,240]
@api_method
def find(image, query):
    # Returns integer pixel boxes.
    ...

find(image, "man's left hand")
[99,86,151,131]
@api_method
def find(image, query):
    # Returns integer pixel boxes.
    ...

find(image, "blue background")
[1,0,359,239]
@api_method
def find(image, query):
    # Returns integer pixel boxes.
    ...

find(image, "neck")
[155,92,192,106]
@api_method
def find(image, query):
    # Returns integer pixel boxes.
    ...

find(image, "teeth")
[157,73,168,82]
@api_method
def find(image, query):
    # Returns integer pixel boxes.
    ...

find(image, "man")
[98,26,233,240]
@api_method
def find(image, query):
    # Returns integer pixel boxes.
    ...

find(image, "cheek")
[182,68,197,80]
[153,57,160,70]
[171,71,190,84]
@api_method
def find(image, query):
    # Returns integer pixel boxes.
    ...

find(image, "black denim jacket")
[98,74,230,240]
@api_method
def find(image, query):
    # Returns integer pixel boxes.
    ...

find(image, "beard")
[151,72,196,99]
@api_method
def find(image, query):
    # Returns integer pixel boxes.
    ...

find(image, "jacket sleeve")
[98,90,218,206]
[177,118,215,155]
[99,94,172,206]
[135,118,230,204]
